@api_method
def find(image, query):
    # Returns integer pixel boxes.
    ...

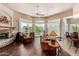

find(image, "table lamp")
[50,31,57,36]
[50,31,57,44]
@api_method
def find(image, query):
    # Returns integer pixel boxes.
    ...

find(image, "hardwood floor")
[0,37,70,56]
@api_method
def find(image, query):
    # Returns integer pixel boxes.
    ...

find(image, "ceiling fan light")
[36,13,44,16]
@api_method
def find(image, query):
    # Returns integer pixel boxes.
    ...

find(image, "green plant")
[35,25,41,33]
[72,24,77,32]
[23,26,28,32]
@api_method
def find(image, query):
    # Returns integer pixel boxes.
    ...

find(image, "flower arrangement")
[0,16,10,23]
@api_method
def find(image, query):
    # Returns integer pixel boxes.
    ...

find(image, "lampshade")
[50,31,57,36]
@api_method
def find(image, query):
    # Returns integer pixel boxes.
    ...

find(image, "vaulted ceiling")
[3,3,75,17]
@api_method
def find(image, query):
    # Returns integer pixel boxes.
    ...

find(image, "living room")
[0,3,79,56]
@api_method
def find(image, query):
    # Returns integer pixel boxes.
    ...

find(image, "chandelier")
[36,5,44,16]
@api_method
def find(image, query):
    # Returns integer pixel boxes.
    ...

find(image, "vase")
[51,39,56,45]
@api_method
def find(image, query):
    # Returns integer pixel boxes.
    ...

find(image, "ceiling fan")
[36,5,44,16]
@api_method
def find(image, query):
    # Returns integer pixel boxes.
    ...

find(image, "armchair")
[69,32,78,49]
[73,38,79,53]
[30,32,35,41]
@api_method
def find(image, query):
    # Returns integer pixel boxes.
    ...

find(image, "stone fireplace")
[0,30,9,39]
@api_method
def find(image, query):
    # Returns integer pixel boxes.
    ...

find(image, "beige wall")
[0,4,13,17]
[0,4,14,27]
[73,4,79,19]
[0,4,33,33]
[68,4,79,24]
[73,4,79,15]
[47,9,73,20]
[12,11,33,32]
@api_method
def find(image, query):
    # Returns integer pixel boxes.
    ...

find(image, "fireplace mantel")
[0,26,15,31]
